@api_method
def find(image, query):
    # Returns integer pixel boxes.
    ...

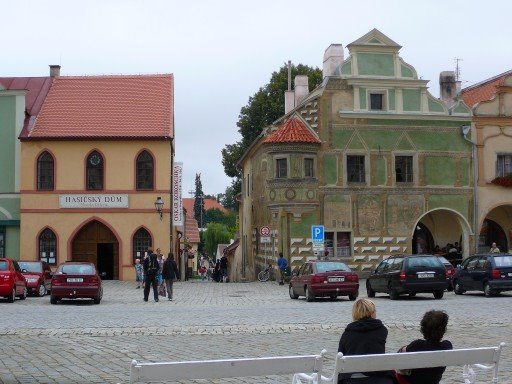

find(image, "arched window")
[39,228,57,265]
[37,151,54,190]
[133,228,152,263]
[136,151,154,190]
[86,151,104,190]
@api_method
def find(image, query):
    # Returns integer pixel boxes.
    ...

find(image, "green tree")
[221,63,322,200]
[204,222,232,257]
[193,173,205,228]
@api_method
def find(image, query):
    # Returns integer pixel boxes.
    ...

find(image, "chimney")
[49,65,61,77]
[294,75,309,106]
[323,44,344,78]
[439,71,459,107]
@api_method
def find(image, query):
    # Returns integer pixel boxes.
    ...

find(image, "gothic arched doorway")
[72,220,119,280]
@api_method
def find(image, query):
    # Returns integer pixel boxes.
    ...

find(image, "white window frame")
[393,153,417,185]
[345,153,368,185]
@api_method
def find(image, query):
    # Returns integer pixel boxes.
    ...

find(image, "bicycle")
[257,264,274,282]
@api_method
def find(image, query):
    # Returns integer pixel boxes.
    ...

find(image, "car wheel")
[453,280,464,295]
[329,294,337,300]
[289,285,299,299]
[50,295,57,305]
[408,292,416,297]
[93,297,101,305]
[7,287,15,303]
[484,282,495,297]
[305,286,315,302]
[366,281,376,298]
[348,291,358,301]
[38,284,46,297]
[433,290,444,299]
[389,284,399,300]
[19,286,27,300]
[447,282,454,292]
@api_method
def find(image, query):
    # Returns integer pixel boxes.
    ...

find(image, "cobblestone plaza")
[0,281,510,383]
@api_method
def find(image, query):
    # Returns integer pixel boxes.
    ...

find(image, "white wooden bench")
[129,350,327,383]
[294,343,506,384]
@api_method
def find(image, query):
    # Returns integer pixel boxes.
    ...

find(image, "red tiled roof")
[461,70,512,108]
[263,117,321,144]
[184,214,200,243]
[0,77,54,135]
[24,74,173,139]
[183,198,227,214]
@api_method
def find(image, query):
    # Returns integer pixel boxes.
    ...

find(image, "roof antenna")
[287,60,292,91]
[454,57,462,81]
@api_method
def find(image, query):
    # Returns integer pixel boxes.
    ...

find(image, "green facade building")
[0,75,53,258]
[238,29,474,276]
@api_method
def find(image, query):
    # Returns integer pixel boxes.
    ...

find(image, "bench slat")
[130,354,323,382]
[337,348,499,373]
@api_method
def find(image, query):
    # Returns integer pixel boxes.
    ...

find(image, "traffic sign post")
[260,226,271,265]
[311,225,325,259]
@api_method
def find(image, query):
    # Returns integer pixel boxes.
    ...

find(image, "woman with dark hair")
[396,310,452,384]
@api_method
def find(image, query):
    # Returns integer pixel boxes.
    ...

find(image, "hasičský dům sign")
[59,194,129,208]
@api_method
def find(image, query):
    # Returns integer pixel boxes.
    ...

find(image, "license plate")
[328,277,345,282]
[418,274,434,278]
[67,278,83,283]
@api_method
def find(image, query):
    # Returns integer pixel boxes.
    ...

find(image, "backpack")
[147,255,158,275]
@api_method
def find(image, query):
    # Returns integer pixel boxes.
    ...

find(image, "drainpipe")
[461,125,478,256]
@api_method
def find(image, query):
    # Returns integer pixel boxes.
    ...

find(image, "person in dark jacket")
[162,253,179,301]
[395,310,452,384]
[143,248,159,302]
[338,298,395,384]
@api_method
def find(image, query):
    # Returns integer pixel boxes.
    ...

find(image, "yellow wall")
[20,139,172,280]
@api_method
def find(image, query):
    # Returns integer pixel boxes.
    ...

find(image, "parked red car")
[437,256,455,291]
[289,260,359,301]
[0,258,27,302]
[18,260,53,297]
[50,262,103,304]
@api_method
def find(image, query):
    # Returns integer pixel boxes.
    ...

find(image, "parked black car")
[366,255,448,300]
[453,254,512,297]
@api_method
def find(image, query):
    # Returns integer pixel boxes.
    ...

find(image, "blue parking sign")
[311,225,324,243]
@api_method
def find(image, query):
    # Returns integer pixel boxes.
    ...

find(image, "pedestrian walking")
[162,252,179,301]
[277,252,288,285]
[143,248,159,302]
[220,253,228,282]
[134,258,143,289]
[156,248,165,296]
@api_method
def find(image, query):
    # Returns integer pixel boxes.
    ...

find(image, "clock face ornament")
[90,154,101,166]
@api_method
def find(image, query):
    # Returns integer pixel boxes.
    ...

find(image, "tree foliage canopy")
[204,222,232,258]
[221,63,322,203]
[193,173,205,227]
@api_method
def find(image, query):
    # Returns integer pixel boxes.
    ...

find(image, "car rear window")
[58,264,95,275]
[407,257,443,268]
[316,262,350,272]
[18,262,42,273]
[0,261,7,271]
[437,256,450,265]
[493,256,512,267]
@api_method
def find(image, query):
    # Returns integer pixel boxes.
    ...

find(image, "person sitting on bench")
[338,298,396,384]
[395,310,452,384]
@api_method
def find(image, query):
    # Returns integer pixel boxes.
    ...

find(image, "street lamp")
[154,196,164,220]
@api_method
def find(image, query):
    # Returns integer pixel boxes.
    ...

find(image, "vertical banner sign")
[172,162,183,226]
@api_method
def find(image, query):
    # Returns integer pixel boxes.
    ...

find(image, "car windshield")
[316,262,350,272]
[18,262,42,273]
[408,257,443,268]
[58,264,95,275]
[493,255,512,268]
[0,261,7,271]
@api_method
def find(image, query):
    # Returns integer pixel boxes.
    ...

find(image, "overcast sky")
[2,0,511,196]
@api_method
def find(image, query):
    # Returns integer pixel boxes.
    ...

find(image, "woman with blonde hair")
[338,298,395,384]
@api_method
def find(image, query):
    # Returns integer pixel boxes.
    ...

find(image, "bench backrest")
[129,352,325,383]
[334,346,503,374]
